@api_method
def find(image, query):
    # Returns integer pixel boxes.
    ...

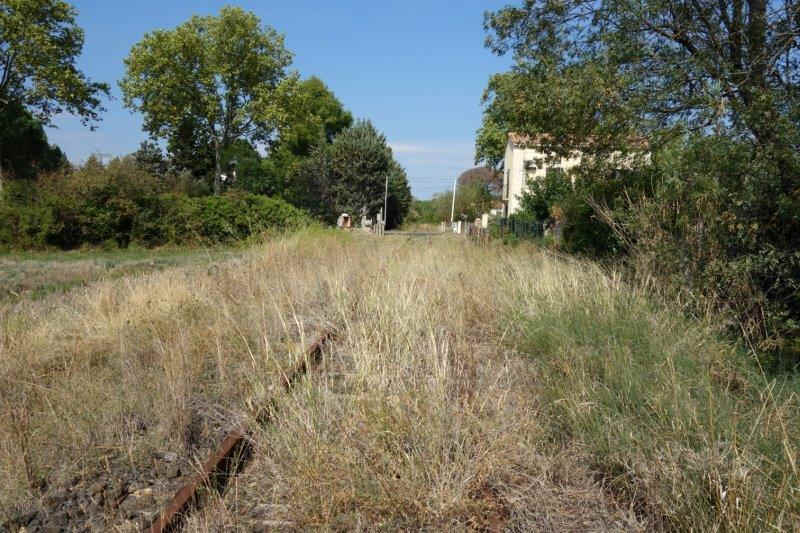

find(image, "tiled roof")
[508,132,648,150]
[507,132,553,146]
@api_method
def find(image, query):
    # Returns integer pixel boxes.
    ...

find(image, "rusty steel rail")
[145,330,335,533]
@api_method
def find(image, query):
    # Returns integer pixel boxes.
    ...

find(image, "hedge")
[0,191,310,250]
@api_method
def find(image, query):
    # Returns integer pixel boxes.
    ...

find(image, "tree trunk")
[213,138,221,196]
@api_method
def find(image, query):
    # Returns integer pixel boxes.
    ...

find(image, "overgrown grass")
[0,231,796,530]
[504,258,799,531]
[0,245,243,303]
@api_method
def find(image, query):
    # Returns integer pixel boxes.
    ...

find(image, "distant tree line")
[407,167,499,225]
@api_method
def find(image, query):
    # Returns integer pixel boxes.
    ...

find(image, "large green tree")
[261,76,352,196]
[291,120,411,228]
[482,0,800,154]
[0,101,66,182]
[0,0,109,191]
[120,6,294,195]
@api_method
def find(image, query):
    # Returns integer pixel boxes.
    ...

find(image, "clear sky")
[48,1,513,199]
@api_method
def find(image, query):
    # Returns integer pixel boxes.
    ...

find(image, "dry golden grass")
[0,230,797,531]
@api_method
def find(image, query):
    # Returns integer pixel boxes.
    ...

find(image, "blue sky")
[48,1,513,199]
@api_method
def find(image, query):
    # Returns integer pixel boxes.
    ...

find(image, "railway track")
[145,330,336,533]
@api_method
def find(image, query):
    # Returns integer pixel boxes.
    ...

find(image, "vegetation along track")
[146,330,336,533]
[2,232,797,531]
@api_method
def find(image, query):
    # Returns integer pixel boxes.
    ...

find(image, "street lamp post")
[384,174,389,231]
[449,175,457,227]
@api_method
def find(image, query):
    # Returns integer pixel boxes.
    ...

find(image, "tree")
[222,139,263,193]
[0,0,109,192]
[165,115,216,183]
[476,62,637,169]
[261,76,352,196]
[291,120,411,228]
[482,1,800,365]
[120,6,294,195]
[518,167,572,223]
[132,140,167,178]
[474,113,507,169]
[431,182,494,222]
[457,166,502,196]
[0,100,66,183]
[483,0,800,154]
[385,161,412,228]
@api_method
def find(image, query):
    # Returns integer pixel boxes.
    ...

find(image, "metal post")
[383,174,389,229]
[450,176,457,227]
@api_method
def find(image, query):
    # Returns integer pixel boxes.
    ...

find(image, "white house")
[501,132,648,217]
[502,133,582,216]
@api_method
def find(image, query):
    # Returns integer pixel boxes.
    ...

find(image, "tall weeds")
[0,231,796,530]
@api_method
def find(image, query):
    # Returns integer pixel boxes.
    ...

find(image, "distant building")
[501,132,648,217]
[501,133,581,217]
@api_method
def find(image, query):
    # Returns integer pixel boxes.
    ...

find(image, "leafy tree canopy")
[0,0,109,126]
[457,166,502,196]
[132,140,167,178]
[291,120,411,228]
[482,0,800,155]
[120,6,294,194]
[0,100,66,183]
[261,76,352,196]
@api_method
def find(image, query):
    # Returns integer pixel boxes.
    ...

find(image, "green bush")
[0,203,53,250]
[616,137,800,369]
[0,159,310,251]
[157,192,310,245]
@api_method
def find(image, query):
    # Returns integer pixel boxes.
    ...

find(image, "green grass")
[0,244,244,303]
[506,258,800,530]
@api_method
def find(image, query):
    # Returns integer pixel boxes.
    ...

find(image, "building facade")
[501,132,650,217]
[501,133,581,216]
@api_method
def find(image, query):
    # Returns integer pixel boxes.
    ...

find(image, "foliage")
[483,0,800,368]
[0,0,107,193]
[120,6,294,194]
[164,115,217,182]
[601,136,800,369]
[261,76,352,196]
[474,114,506,168]
[457,166,502,196]
[0,158,309,250]
[132,140,167,179]
[484,0,800,147]
[518,167,572,222]
[0,0,109,127]
[405,198,439,224]
[435,182,494,222]
[0,101,66,183]
[133,191,309,246]
[290,120,411,228]
[219,139,263,194]
[406,171,497,225]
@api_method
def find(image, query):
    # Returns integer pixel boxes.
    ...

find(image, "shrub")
[0,161,310,250]
[599,136,800,369]
[0,203,53,250]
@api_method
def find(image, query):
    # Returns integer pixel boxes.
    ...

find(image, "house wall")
[503,140,581,216]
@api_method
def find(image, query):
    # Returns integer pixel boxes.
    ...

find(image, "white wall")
[504,140,581,216]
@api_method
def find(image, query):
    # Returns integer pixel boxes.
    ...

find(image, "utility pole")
[450,175,458,226]
[383,174,389,232]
